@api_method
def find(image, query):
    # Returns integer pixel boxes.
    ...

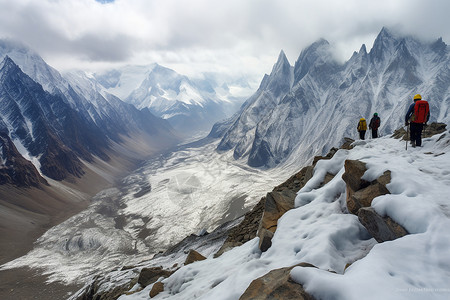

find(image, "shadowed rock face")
[138,267,174,287]
[0,133,47,187]
[358,207,408,242]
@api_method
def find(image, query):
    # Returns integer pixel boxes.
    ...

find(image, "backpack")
[358,119,367,131]
[412,100,430,123]
[371,117,380,129]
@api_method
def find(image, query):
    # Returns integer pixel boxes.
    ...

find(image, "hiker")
[369,113,381,138]
[357,118,367,140]
[405,94,430,147]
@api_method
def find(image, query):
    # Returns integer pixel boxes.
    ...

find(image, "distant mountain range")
[0,40,179,186]
[213,27,450,168]
[95,63,249,136]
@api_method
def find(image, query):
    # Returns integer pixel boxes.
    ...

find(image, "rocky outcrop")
[256,146,343,252]
[358,207,408,242]
[137,267,173,287]
[239,263,317,300]
[342,159,408,242]
[184,249,206,265]
[342,160,391,214]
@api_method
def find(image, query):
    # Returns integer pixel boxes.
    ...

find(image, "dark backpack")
[412,100,430,123]
[371,117,380,129]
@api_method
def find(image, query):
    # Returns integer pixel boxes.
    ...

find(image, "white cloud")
[1,0,449,84]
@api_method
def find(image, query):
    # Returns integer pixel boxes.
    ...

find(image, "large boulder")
[239,263,316,300]
[358,207,408,242]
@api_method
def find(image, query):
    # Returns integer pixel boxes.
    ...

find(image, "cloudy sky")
[0,0,449,85]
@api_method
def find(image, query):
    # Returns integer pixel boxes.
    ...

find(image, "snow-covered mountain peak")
[293,38,334,83]
[0,39,66,94]
[0,55,16,72]
[272,50,290,74]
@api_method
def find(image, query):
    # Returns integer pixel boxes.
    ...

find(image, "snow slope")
[116,131,450,300]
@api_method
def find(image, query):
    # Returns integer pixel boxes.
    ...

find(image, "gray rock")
[358,207,408,242]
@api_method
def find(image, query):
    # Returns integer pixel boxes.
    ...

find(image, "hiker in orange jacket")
[405,94,430,147]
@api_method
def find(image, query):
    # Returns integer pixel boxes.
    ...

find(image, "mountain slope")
[0,56,88,180]
[215,28,450,168]
[65,126,450,300]
[0,40,181,183]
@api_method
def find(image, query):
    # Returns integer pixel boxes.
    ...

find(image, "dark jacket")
[369,116,380,130]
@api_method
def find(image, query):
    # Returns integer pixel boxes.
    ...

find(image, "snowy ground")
[116,132,450,300]
[0,139,290,284]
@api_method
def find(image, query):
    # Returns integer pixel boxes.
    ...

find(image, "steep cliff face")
[215,28,450,168]
[0,56,86,180]
[0,43,181,184]
[0,132,47,187]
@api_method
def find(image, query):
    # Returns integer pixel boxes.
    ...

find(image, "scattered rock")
[358,207,408,242]
[239,263,317,300]
[149,282,164,298]
[184,249,206,265]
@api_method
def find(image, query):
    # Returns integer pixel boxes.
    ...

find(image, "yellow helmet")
[360,118,365,121]
[413,94,422,100]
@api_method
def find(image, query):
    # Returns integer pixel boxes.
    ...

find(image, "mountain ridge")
[214,27,450,169]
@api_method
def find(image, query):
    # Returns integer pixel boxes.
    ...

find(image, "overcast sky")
[1,0,449,84]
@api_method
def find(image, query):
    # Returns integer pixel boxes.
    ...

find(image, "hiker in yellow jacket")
[357,118,367,140]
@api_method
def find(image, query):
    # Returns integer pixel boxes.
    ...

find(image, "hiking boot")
[411,141,416,148]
